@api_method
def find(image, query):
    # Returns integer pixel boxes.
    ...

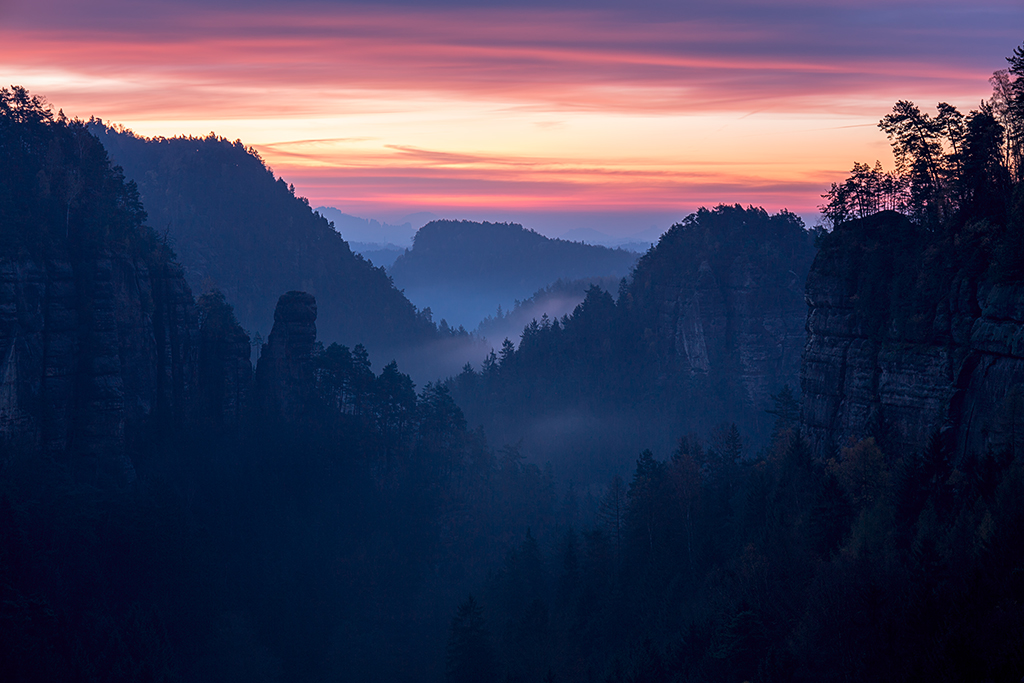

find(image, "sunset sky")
[2,0,1022,236]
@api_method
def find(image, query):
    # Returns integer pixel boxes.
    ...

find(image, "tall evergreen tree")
[446,596,497,683]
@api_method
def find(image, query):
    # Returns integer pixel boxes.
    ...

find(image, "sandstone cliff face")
[631,206,816,432]
[0,250,256,482]
[656,251,809,419]
[801,212,1024,460]
[0,249,198,481]
[0,108,257,481]
[254,291,317,424]
[197,291,253,431]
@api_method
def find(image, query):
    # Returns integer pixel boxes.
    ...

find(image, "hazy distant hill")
[558,225,662,251]
[91,124,437,358]
[347,242,405,269]
[314,206,421,246]
[390,219,639,327]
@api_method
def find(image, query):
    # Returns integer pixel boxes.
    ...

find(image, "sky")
[2,0,1022,237]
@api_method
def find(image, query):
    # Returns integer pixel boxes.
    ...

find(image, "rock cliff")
[629,205,816,433]
[197,290,253,431]
[801,211,1024,460]
[0,98,253,482]
[0,248,258,482]
[0,250,198,482]
[254,291,317,424]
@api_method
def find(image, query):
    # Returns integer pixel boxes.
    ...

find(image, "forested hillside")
[452,205,816,480]
[390,219,639,327]
[475,276,622,345]
[89,124,439,362]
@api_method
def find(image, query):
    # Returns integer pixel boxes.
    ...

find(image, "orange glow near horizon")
[1,0,1019,233]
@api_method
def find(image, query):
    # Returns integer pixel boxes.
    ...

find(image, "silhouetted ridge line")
[88,122,438,362]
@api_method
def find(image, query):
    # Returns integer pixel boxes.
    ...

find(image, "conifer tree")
[446,596,496,683]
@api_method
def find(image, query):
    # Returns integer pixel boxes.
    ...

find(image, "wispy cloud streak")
[1,0,1020,228]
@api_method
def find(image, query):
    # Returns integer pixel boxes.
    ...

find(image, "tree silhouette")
[445,596,497,683]
[598,475,626,566]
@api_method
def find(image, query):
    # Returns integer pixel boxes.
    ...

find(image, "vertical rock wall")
[801,212,1024,460]
[197,292,253,431]
[629,207,817,440]
[648,246,810,429]
[0,248,255,482]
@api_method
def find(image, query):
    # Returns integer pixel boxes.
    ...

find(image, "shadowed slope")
[90,124,438,360]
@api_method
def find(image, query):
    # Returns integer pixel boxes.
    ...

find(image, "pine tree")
[445,596,497,683]
[598,475,627,566]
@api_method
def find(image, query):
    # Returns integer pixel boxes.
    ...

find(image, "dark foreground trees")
[450,410,1024,682]
[822,43,1024,232]
[0,337,562,682]
[446,596,497,683]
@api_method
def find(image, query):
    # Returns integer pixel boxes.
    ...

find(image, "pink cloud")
[2,0,1019,228]
[2,3,1006,116]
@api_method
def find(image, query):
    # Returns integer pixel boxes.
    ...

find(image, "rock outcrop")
[0,99,268,482]
[0,250,268,481]
[801,211,1024,460]
[660,250,810,416]
[254,291,317,424]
